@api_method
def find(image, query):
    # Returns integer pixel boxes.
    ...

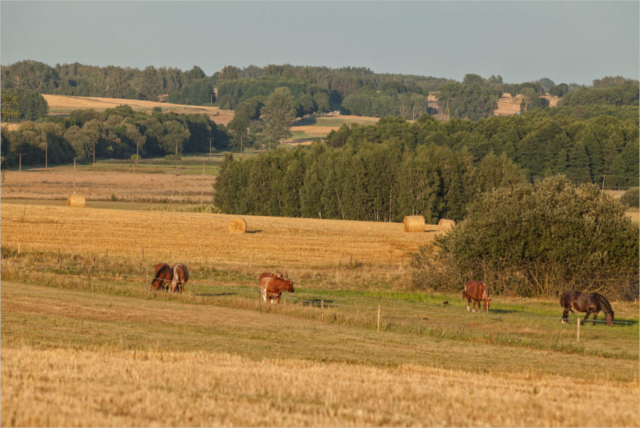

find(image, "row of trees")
[324,113,639,187]
[1,61,215,105]
[1,105,230,167]
[214,142,524,222]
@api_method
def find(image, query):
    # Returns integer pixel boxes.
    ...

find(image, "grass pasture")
[1,202,639,426]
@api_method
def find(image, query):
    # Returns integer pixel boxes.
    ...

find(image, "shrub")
[411,176,639,299]
[619,188,639,208]
[164,154,182,161]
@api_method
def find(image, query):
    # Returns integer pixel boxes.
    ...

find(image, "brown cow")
[463,280,492,312]
[259,276,294,304]
[170,264,189,294]
[151,263,172,291]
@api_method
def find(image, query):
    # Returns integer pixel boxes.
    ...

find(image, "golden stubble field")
[1,168,216,203]
[0,204,437,270]
[42,94,236,125]
[2,281,638,427]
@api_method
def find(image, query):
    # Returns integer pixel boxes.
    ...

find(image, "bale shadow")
[246,230,263,234]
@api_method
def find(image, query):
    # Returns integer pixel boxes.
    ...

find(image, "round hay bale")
[228,217,247,234]
[438,218,455,229]
[403,216,425,232]
[67,194,86,208]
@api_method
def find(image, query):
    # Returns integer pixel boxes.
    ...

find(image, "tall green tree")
[262,87,297,144]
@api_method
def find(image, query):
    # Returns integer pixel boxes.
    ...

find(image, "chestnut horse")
[259,271,286,282]
[151,263,173,291]
[259,276,294,304]
[171,264,189,294]
[463,280,492,312]
[561,290,615,326]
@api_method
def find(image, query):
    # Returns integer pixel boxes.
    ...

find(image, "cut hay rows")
[403,215,425,232]
[1,205,444,269]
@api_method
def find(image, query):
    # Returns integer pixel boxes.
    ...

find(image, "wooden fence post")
[146,274,149,300]
[87,269,91,292]
[250,250,253,268]
[18,242,21,254]
[258,287,262,314]
[577,318,581,343]
[321,300,324,324]
[142,247,145,262]
[377,305,381,332]
[41,266,44,285]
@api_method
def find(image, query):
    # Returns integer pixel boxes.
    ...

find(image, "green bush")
[411,175,639,299]
[619,188,639,208]
[164,154,182,161]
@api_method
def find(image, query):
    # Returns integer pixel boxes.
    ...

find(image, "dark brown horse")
[561,290,615,326]
[463,280,492,312]
[151,263,172,291]
[171,264,189,294]
[259,276,294,304]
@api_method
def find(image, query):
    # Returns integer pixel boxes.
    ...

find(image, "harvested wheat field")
[0,204,438,269]
[2,281,638,427]
[4,347,637,427]
[43,94,235,125]
[1,168,216,203]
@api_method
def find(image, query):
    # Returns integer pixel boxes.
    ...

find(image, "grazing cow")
[151,263,172,291]
[463,280,492,312]
[561,290,615,326]
[171,264,189,294]
[259,276,294,304]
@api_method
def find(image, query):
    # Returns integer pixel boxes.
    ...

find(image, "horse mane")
[594,293,613,314]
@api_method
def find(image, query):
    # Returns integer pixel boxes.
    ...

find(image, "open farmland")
[285,114,381,144]
[1,280,638,427]
[42,94,236,125]
[1,203,638,426]
[1,158,221,203]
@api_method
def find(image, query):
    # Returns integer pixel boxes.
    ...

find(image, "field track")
[2,281,639,427]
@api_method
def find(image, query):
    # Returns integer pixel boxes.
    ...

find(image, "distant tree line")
[1,60,215,105]
[323,113,639,188]
[1,105,230,167]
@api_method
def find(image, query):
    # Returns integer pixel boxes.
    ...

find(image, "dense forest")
[214,110,638,222]
[4,60,637,121]
[214,141,525,223]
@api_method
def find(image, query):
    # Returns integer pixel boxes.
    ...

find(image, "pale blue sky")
[1,1,638,85]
